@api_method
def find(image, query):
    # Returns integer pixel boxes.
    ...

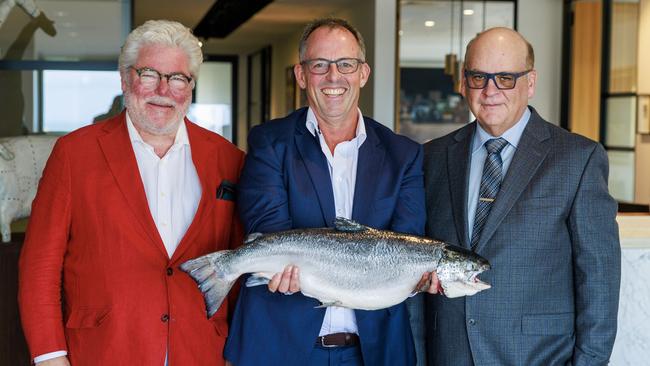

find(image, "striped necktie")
[471,137,508,250]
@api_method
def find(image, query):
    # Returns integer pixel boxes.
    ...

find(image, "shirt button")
[468,318,476,326]
[160,222,167,227]
[166,267,173,276]
[160,192,166,198]
[161,314,169,322]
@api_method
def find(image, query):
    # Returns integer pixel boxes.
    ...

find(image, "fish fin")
[315,301,342,308]
[180,251,237,318]
[333,217,368,232]
[244,232,263,244]
[245,272,274,287]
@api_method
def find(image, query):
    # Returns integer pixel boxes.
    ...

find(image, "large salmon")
[181,217,491,317]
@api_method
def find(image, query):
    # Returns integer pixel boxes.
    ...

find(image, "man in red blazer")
[18,20,244,366]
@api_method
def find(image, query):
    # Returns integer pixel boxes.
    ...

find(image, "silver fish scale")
[232,227,445,296]
[181,221,491,314]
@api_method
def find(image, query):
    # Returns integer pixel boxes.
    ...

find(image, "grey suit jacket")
[423,107,621,366]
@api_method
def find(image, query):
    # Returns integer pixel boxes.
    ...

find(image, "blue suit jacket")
[224,108,425,366]
[423,107,620,366]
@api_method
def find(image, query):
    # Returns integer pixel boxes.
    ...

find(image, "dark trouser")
[307,345,364,366]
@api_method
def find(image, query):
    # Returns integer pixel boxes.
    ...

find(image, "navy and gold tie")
[471,137,508,250]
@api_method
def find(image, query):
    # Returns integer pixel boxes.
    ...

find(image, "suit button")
[468,318,476,326]
[166,267,173,276]
[161,314,169,322]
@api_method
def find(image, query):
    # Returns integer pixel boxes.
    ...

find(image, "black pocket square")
[217,180,237,201]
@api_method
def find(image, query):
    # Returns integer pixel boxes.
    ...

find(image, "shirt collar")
[305,107,367,147]
[126,112,189,147]
[472,107,531,154]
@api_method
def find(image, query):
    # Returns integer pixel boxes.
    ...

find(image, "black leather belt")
[316,332,360,347]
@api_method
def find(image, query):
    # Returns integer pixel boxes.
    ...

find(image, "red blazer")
[18,111,244,365]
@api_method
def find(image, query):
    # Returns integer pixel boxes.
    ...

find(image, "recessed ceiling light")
[464,9,475,16]
[424,20,435,27]
[56,11,67,17]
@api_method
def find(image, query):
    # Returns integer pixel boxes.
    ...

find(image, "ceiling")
[1,0,351,60]
[399,1,515,66]
[135,0,353,55]
[2,0,516,64]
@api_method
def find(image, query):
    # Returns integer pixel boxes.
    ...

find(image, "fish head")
[435,244,491,298]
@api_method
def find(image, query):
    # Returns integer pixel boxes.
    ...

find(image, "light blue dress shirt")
[467,107,531,242]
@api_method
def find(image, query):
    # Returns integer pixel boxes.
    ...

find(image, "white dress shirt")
[467,107,530,241]
[305,107,367,337]
[126,114,202,258]
[34,114,201,364]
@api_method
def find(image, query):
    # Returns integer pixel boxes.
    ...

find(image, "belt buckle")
[320,335,337,348]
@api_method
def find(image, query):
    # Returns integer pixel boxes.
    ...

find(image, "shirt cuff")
[34,351,67,364]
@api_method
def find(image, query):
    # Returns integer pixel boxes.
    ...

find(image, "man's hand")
[415,271,441,295]
[268,265,300,294]
[36,356,70,366]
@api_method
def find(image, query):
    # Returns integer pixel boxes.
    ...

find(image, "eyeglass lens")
[465,70,532,90]
[467,73,518,89]
[307,59,361,74]
[136,68,191,91]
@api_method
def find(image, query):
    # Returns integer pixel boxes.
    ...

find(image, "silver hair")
[298,17,366,62]
[119,20,203,83]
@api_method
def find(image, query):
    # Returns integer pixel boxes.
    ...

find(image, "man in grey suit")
[423,27,621,365]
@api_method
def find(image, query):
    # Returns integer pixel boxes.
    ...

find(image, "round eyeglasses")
[301,58,365,75]
[131,66,193,92]
[464,69,532,90]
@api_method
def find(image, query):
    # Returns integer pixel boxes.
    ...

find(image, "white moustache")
[146,96,176,107]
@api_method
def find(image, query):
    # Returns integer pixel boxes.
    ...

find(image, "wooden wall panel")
[569,1,602,141]
[635,135,650,204]
[610,3,639,93]
[638,0,650,94]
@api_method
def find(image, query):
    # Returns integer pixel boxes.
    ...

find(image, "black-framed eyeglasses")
[464,69,532,90]
[131,66,193,91]
[301,58,365,75]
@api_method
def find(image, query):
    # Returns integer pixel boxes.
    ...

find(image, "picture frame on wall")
[638,95,650,135]
[285,65,308,114]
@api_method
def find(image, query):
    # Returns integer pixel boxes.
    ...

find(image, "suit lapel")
[447,124,474,248]
[473,109,551,253]
[352,122,385,223]
[97,111,167,257]
[171,119,217,262]
[293,112,336,226]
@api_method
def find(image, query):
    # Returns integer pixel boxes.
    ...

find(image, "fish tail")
[180,251,236,318]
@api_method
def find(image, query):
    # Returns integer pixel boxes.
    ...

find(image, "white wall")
[372,0,397,129]
[517,0,564,125]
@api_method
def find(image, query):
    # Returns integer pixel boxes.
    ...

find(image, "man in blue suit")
[225,18,432,366]
[423,27,620,365]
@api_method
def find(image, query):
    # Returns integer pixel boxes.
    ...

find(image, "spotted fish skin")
[181,218,491,317]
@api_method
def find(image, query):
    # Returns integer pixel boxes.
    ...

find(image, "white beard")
[124,91,190,136]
